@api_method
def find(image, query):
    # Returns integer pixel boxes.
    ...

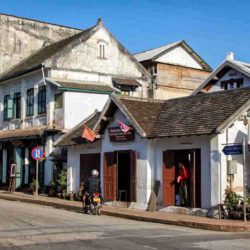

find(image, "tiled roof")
[52,79,119,93]
[55,111,101,146]
[150,87,250,137]
[112,77,141,86]
[112,87,250,138]
[0,26,97,81]
[116,97,164,136]
[0,126,51,140]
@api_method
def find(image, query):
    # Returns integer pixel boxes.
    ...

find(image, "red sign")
[108,127,134,142]
[31,146,45,161]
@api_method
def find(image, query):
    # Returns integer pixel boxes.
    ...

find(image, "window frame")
[3,94,14,120]
[38,85,46,115]
[14,92,21,119]
[26,88,34,117]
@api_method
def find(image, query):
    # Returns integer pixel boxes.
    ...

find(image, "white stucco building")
[0,18,150,189]
[57,88,250,209]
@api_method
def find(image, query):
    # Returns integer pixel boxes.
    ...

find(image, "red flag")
[82,125,96,142]
[116,120,131,133]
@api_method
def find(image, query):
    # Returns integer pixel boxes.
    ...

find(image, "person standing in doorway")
[177,162,189,206]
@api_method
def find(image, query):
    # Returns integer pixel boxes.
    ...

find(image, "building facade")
[58,89,250,209]
[134,40,212,99]
[0,19,150,189]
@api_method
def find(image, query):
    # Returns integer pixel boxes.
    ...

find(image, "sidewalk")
[0,190,249,232]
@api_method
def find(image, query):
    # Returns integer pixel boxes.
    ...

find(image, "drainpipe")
[41,65,47,86]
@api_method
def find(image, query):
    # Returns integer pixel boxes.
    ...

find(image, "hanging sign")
[31,146,45,160]
[222,144,243,155]
[108,127,134,142]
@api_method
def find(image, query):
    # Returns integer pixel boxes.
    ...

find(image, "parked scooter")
[84,192,102,215]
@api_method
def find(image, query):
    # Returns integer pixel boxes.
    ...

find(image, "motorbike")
[84,191,102,215]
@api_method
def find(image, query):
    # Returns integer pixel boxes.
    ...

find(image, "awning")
[0,126,59,141]
[112,77,141,87]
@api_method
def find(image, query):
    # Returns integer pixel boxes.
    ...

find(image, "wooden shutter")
[104,152,117,201]
[130,150,137,202]
[163,150,175,206]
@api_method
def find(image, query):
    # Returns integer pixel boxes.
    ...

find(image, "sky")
[1,0,250,69]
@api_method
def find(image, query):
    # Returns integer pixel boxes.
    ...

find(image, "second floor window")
[4,94,13,120]
[26,88,34,117]
[38,85,46,114]
[14,92,21,119]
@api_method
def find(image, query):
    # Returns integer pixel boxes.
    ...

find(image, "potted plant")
[30,179,40,195]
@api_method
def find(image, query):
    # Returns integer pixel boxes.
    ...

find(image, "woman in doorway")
[177,162,189,206]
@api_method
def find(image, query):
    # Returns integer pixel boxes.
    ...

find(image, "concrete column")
[210,135,221,207]
[24,148,29,184]
[46,84,54,127]
[44,136,54,185]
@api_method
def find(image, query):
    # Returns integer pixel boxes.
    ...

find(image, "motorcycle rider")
[83,169,102,210]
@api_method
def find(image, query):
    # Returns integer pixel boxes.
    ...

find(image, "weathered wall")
[155,63,210,99]
[209,68,250,92]
[0,14,80,74]
[155,46,203,69]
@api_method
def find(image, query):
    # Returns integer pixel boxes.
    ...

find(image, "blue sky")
[1,0,250,69]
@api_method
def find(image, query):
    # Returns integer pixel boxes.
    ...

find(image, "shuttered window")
[4,94,14,120]
[38,85,46,114]
[14,92,21,119]
[26,88,34,117]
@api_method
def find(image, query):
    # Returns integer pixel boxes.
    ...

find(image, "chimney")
[97,18,103,26]
[226,52,234,60]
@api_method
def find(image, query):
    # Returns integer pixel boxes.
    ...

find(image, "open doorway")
[163,149,201,208]
[117,151,130,201]
[104,150,136,202]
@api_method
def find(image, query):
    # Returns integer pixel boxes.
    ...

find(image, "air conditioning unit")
[9,124,15,130]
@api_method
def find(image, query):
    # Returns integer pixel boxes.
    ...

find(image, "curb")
[0,195,249,232]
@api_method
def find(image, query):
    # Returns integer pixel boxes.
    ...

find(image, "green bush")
[224,189,241,205]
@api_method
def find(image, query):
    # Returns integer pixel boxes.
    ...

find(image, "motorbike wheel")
[84,207,88,214]
[93,205,98,215]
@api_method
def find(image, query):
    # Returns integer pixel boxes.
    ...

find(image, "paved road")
[0,199,250,250]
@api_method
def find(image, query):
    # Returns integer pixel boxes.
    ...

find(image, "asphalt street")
[0,199,250,250]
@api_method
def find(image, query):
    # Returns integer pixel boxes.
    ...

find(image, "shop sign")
[108,127,134,142]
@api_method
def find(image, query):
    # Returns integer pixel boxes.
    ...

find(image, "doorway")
[163,149,201,208]
[80,153,100,183]
[104,150,136,202]
[117,151,131,201]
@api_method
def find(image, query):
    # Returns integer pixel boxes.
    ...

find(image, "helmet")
[91,169,99,176]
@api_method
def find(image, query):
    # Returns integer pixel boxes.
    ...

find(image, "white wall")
[67,140,102,192]
[155,46,202,69]
[209,68,250,92]
[101,110,149,204]
[151,135,211,208]
[64,92,109,129]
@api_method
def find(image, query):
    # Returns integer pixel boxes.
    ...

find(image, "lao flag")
[82,125,96,142]
[116,120,131,133]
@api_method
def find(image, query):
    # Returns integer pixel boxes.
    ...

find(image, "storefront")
[58,88,250,209]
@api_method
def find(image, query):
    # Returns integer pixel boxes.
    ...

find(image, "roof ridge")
[116,95,165,103]
[0,25,97,81]
[134,40,182,55]
[0,12,82,30]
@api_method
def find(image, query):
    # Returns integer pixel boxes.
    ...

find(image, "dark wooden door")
[104,152,117,201]
[163,150,175,206]
[130,150,137,202]
[80,153,100,183]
